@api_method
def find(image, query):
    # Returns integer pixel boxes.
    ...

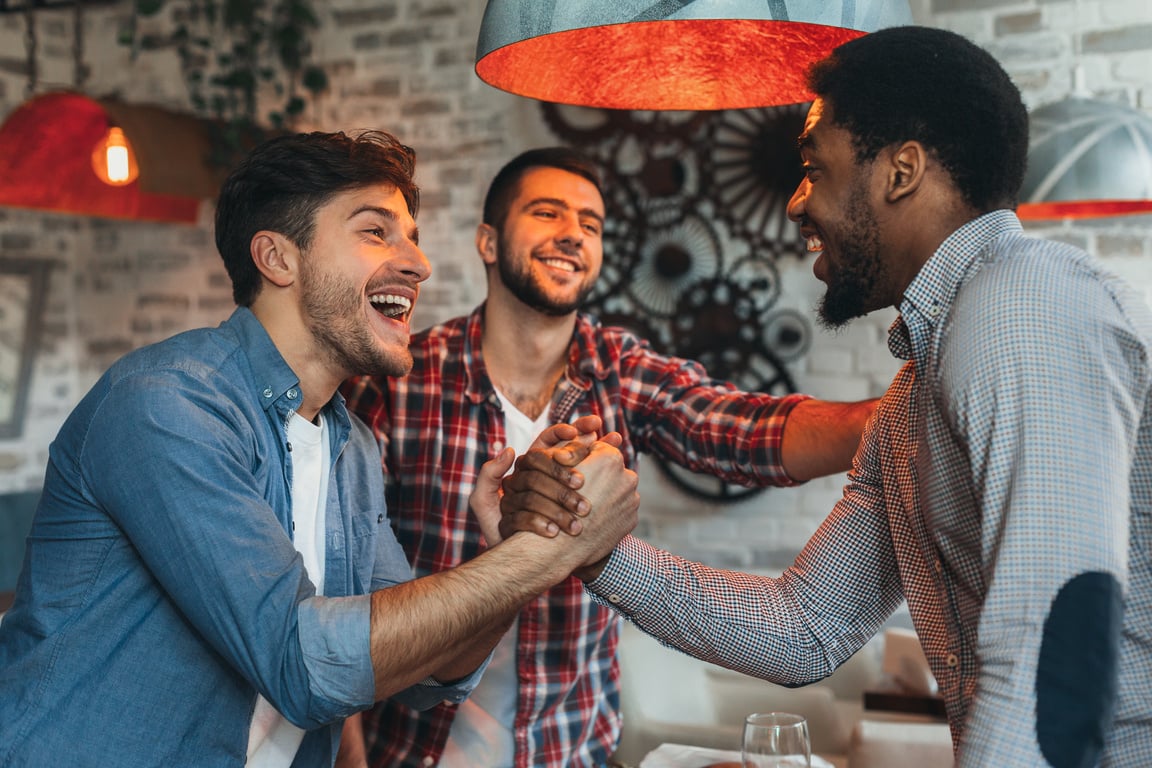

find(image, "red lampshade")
[475,1,914,111]
[0,92,228,224]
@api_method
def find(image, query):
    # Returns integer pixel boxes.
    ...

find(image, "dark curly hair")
[808,26,1029,212]
[482,146,604,230]
[215,130,420,307]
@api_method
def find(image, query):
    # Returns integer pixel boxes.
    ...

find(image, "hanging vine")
[121,0,329,165]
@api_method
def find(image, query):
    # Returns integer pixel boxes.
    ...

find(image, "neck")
[250,300,341,423]
[481,298,575,420]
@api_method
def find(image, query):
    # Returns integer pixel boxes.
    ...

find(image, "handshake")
[469,415,640,582]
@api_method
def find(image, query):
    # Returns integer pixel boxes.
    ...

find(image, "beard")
[816,181,888,329]
[496,241,596,317]
[298,255,413,378]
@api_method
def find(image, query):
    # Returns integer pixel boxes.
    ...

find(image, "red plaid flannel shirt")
[341,304,805,767]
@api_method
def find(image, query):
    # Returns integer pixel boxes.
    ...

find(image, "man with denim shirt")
[0,130,638,768]
[509,27,1152,767]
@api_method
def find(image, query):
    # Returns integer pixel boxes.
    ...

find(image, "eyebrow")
[351,204,419,244]
[523,196,605,226]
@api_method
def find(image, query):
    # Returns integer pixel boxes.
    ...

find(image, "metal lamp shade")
[1018,97,1152,220]
[475,0,914,111]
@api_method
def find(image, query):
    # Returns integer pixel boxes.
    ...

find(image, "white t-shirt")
[439,392,552,768]
[247,411,330,767]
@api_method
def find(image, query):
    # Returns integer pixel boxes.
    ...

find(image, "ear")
[250,231,299,289]
[884,141,928,204]
[476,223,499,266]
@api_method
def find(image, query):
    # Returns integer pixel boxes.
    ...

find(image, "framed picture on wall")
[0,257,51,439]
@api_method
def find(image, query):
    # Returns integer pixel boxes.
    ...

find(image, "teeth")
[806,235,824,253]
[369,293,412,319]
[541,258,576,272]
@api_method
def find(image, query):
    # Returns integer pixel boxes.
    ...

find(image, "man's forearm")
[780,397,878,481]
[367,532,579,700]
[367,441,639,700]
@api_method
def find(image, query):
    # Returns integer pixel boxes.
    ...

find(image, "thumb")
[470,447,515,545]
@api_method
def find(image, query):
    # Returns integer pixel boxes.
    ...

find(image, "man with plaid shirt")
[340,147,876,767]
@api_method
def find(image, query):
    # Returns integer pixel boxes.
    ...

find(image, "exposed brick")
[137,294,191,311]
[995,10,1043,36]
[0,233,34,251]
[331,5,399,28]
[0,57,29,76]
[433,46,465,67]
[400,97,451,117]
[933,0,1012,12]
[85,338,134,357]
[351,32,384,52]
[1099,234,1147,257]
[1082,24,1152,54]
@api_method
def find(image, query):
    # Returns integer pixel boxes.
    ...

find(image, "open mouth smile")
[539,256,579,273]
[369,292,413,321]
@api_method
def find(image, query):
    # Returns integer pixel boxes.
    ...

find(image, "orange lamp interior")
[476,19,865,111]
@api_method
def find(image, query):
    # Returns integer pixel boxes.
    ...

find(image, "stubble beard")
[496,241,596,317]
[299,255,413,379]
[816,181,888,330]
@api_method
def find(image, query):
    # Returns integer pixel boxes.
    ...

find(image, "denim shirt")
[0,308,475,767]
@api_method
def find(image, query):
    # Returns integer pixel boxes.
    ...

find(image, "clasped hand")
[469,415,639,581]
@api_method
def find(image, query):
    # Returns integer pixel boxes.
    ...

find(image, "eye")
[533,208,559,220]
[365,227,385,239]
[582,221,602,236]
[801,164,819,181]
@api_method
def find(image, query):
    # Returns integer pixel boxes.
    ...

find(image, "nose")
[555,212,584,250]
[786,179,809,223]
[399,240,432,284]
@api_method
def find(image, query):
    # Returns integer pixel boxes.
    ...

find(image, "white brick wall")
[1,0,1150,573]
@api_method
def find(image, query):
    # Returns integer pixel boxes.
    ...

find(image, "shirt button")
[287,388,299,400]
[607,594,623,604]
[262,387,273,399]
[377,513,384,523]
[492,440,505,452]
[934,558,943,574]
[422,756,435,767]
[945,653,959,668]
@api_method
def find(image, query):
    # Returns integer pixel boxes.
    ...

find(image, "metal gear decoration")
[628,213,722,319]
[542,102,815,503]
[699,104,810,257]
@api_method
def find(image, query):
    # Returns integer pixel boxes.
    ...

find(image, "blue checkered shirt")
[590,210,1152,766]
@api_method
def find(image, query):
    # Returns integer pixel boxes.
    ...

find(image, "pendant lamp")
[475,0,914,111]
[1017,97,1152,220]
[0,92,231,224]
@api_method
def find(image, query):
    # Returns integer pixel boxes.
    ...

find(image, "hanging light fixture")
[90,125,140,187]
[0,0,229,222]
[475,0,914,111]
[1017,96,1152,220]
[0,92,232,224]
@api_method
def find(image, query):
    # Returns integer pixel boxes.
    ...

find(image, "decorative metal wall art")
[542,102,815,502]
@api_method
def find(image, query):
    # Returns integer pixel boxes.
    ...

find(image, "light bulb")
[91,126,139,186]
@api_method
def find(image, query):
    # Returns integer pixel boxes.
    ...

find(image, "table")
[638,742,844,768]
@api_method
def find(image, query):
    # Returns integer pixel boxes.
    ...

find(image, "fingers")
[531,415,604,450]
[499,449,591,537]
[468,447,514,545]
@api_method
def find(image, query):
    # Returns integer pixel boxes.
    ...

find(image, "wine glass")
[741,711,811,768]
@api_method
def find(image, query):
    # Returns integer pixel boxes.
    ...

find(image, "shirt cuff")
[297,594,376,711]
[584,535,664,617]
